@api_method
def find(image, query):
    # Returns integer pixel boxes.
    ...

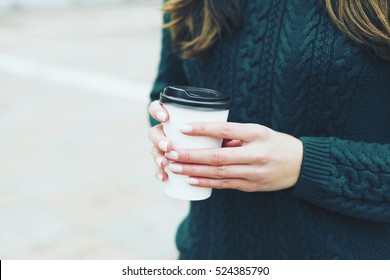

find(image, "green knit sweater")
[150,0,390,259]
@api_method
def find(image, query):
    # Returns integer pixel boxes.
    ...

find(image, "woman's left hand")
[165,122,304,192]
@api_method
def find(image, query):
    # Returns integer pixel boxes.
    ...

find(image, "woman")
[148,0,390,259]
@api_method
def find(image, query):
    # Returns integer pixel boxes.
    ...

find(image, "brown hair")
[164,0,390,60]
[163,0,242,58]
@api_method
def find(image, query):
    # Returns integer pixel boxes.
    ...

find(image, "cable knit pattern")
[273,0,320,136]
[233,0,270,123]
[150,0,390,259]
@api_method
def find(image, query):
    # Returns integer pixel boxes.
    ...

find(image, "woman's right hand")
[148,100,171,182]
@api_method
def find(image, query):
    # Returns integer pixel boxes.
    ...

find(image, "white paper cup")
[160,86,231,201]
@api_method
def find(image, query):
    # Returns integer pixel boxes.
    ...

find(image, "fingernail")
[156,173,163,182]
[165,151,179,160]
[169,163,183,173]
[156,157,163,167]
[179,124,193,133]
[156,111,167,122]
[158,141,168,152]
[186,177,199,185]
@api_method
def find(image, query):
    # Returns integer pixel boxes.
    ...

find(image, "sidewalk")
[0,2,189,259]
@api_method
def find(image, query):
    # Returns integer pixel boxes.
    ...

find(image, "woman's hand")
[165,122,304,192]
[148,100,171,182]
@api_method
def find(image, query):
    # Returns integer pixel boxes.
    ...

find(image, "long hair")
[163,0,390,60]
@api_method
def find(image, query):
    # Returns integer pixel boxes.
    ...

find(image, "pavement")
[0,1,189,259]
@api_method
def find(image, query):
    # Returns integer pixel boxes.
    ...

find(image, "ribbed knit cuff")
[291,137,331,203]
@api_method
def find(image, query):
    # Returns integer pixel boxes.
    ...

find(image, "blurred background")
[0,0,188,259]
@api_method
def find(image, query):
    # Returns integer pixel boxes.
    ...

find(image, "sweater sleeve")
[292,137,390,223]
[149,11,188,127]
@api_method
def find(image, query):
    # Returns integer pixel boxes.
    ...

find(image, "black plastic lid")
[160,86,231,110]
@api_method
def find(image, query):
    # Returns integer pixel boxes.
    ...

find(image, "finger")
[152,147,168,181]
[165,146,253,165]
[149,100,169,123]
[186,177,253,192]
[179,122,270,142]
[168,163,256,180]
[148,124,171,152]
[151,147,168,168]
[155,168,168,182]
